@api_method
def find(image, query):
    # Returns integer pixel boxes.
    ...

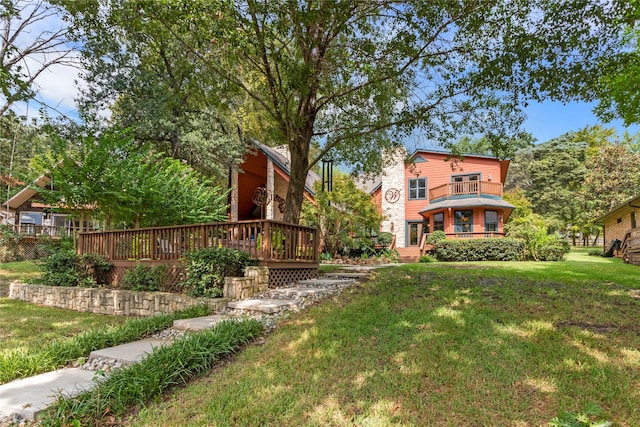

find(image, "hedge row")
[435,238,525,262]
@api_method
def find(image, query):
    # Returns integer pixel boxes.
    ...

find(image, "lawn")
[0,260,128,359]
[129,249,640,426]
[0,260,41,297]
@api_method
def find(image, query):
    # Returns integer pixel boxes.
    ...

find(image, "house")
[229,140,320,221]
[595,194,640,264]
[363,147,515,261]
[2,173,96,237]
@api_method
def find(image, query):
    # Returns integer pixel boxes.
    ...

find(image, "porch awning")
[419,197,515,216]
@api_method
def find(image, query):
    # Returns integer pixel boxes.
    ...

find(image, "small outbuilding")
[595,195,640,264]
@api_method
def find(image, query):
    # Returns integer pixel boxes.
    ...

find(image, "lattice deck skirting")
[267,267,318,288]
[108,260,318,291]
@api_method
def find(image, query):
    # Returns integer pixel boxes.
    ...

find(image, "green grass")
[130,250,640,426]
[39,319,264,427]
[0,260,41,296]
[0,305,210,384]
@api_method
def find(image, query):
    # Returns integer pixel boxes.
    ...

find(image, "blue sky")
[523,100,639,144]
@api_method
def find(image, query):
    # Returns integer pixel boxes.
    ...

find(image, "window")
[632,212,637,229]
[453,173,480,182]
[485,210,498,232]
[19,212,44,234]
[433,213,444,231]
[408,177,426,200]
[19,212,44,226]
[454,210,473,233]
[408,223,419,246]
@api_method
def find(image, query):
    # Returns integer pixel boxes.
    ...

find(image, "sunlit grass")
[130,250,640,426]
[0,300,128,354]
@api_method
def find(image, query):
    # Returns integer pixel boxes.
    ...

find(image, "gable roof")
[3,174,50,210]
[594,194,640,223]
[251,140,321,195]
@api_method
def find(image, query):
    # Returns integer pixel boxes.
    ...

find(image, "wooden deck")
[78,220,318,263]
[77,220,320,287]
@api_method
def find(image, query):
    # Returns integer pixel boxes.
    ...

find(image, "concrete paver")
[226,299,298,314]
[297,278,355,286]
[0,368,97,421]
[89,338,170,364]
[173,315,227,331]
[269,286,332,298]
[322,272,370,279]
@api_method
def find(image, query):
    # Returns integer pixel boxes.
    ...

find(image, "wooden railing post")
[262,220,271,260]
[150,228,157,260]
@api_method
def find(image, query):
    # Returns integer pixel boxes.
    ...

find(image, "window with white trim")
[408,177,426,200]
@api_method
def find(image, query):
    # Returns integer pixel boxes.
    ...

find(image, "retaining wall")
[7,266,271,316]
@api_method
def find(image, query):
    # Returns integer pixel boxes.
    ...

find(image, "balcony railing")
[77,219,319,263]
[429,181,503,201]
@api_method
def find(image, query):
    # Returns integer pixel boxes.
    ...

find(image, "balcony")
[429,181,503,201]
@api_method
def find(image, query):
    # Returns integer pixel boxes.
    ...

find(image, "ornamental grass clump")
[39,319,264,427]
[0,305,209,384]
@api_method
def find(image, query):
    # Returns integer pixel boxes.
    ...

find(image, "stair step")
[226,299,298,314]
[269,286,332,298]
[297,278,355,287]
[0,368,96,421]
[322,272,370,279]
[88,338,171,365]
[173,315,227,331]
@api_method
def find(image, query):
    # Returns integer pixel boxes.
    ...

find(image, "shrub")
[38,250,112,287]
[434,238,524,262]
[121,264,167,291]
[182,247,257,298]
[588,248,603,256]
[376,232,393,248]
[419,254,437,263]
[425,230,446,245]
[537,244,569,261]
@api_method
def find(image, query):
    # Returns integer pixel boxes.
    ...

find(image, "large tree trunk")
[283,136,310,224]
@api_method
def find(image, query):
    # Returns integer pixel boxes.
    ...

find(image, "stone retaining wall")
[8,283,228,317]
[7,266,270,316]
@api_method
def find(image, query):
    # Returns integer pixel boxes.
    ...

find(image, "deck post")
[150,228,157,260]
[262,220,271,260]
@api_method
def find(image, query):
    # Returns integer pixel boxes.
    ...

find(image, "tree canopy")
[35,130,228,229]
[0,0,78,116]
[55,0,633,224]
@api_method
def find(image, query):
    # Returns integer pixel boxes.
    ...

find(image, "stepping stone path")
[0,266,393,426]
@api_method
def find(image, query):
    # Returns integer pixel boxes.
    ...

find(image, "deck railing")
[429,181,503,201]
[77,220,319,262]
[2,224,82,238]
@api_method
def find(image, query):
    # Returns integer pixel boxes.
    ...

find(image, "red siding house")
[363,147,515,261]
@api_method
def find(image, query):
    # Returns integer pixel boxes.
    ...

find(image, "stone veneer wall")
[223,266,269,300]
[8,266,270,316]
[381,147,407,248]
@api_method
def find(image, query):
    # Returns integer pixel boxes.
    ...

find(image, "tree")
[60,0,631,224]
[582,142,640,221]
[452,133,535,158]
[36,130,228,230]
[56,0,254,181]
[507,133,587,236]
[0,0,78,116]
[594,27,640,125]
[302,173,383,257]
